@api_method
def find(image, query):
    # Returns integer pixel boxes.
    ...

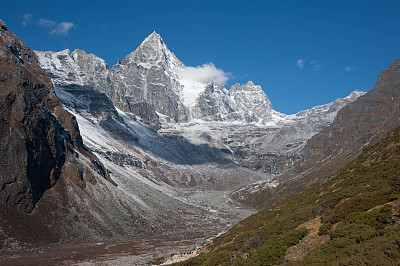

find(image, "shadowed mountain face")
[0,19,88,213]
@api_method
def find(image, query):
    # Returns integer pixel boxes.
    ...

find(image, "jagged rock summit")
[35,31,364,129]
[230,81,273,123]
[122,31,183,70]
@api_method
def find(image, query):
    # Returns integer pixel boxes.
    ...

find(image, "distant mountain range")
[35,32,364,127]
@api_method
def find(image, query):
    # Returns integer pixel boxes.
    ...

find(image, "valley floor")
[0,190,256,266]
[1,236,201,265]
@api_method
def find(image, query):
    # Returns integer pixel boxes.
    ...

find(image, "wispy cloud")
[37,19,77,36]
[298,58,322,71]
[310,60,322,71]
[51,22,76,35]
[345,66,358,72]
[177,63,231,85]
[21,13,33,26]
[37,19,57,29]
[297,59,304,69]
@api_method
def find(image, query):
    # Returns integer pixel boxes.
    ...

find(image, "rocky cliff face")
[0,20,88,213]
[112,32,188,126]
[194,82,235,120]
[230,81,273,123]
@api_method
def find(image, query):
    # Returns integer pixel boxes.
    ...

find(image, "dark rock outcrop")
[0,20,108,213]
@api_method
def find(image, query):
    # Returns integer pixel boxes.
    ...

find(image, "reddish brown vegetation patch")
[285,216,329,261]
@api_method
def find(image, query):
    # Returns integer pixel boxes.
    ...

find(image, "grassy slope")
[175,128,400,265]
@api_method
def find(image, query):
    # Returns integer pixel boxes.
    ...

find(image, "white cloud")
[298,59,322,71]
[37,19,76,36]
[297,59,304,69]
[345,66,358,72]
[37,18,57,29]
[177,63,230,85]
[51,22,76,35]
[22,13,33,26]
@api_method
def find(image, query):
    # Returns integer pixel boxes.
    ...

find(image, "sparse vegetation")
[175,128,400,265]
[150,256,166,265]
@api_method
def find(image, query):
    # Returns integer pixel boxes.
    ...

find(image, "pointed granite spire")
[140,31,165,47]
[121,31,183,69]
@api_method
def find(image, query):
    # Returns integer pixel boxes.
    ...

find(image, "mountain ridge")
[34,31,365,178]
[34,32,364,129]
[232,57,400,210]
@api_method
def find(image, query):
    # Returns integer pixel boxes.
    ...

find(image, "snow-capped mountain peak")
[33,32,366,207]
[35,49,85,85]
[122,31,183,70]
[229,81,273,122]
[142,31,163,46]
[231,81,258,90]
[34,31,365,130]
[344,90,365,101]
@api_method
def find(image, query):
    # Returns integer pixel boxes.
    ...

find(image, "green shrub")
[176,128,400,266]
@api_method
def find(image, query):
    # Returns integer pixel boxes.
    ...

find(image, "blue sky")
[1,0,399,114]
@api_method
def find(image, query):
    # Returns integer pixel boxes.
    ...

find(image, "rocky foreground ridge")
[0,19,110,213]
